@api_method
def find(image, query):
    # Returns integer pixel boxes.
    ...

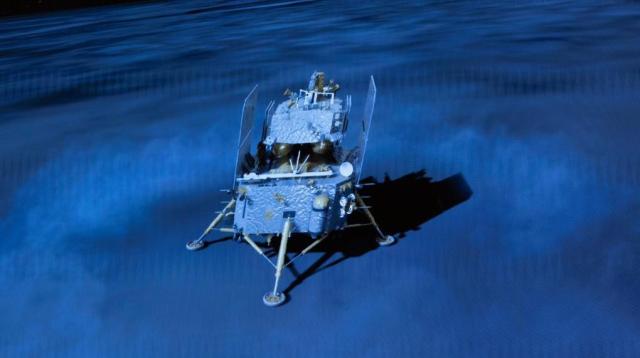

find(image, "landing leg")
[355,192,396,246]
[186,199,236,251]
[263,217,292,307]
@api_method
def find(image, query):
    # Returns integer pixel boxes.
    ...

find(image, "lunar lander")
[186,71,395,306]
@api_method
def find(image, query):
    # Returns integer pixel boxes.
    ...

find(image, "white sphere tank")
[339,161,354,177]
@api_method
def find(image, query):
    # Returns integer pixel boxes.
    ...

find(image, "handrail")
[298,89,335,105]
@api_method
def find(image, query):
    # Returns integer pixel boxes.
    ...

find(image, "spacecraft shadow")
[277,169,473,298]
[201,236,233,249]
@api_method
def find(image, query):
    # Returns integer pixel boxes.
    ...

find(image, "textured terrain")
[1,1,640,356]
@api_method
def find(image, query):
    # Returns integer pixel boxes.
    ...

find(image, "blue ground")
[1,1,640,356]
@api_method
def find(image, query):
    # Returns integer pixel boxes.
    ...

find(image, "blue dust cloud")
[1,1,640,356]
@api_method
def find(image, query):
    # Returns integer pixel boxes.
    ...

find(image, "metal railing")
[298,89,335,106]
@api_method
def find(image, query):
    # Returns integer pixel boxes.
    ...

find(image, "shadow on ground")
[282,170,473,300]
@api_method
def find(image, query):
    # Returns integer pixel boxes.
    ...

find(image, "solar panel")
[233,85,258,189]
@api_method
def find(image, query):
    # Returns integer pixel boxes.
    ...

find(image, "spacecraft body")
[187,72,392,306]
[232,72,367,238]
[234,174,354,236]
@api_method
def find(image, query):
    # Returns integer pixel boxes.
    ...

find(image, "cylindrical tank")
[312,140,333,155]
[309,193,329,238]
[272,143,292,158]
